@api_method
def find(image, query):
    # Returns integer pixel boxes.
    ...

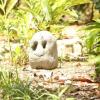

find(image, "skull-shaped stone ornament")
[28,31,58,69]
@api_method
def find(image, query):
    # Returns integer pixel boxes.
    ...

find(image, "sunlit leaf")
[5,0,18,16]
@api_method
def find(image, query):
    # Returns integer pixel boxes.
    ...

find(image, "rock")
[57,38,82,59]
[28,31,58,69]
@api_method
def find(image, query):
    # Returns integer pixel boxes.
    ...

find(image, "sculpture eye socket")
[32,41,38,50]
[42,40,47,49]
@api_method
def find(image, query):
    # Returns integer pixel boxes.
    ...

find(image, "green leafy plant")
[20,0,91,32]
[0,67,51,100]
[84,20,100,53]
[0,0,18,17]
[0,9,35,65]
[12,45,28,66]
[84,19,100,79]
[24,0,90,22]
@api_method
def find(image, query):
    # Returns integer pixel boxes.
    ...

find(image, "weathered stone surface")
[57,38,82,58]
[28,31,58,69]
[18,61,95,91]
[58,25,85,59]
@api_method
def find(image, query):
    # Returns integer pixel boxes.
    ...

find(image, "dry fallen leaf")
[54,76,59,80]
[75,62,81,67]
[58,79,65,85]
[72,74,93,83]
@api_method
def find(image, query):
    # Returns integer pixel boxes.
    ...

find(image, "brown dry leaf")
[39,74,44,79]
[58,79,65,85]
[53,76,59,80]
[75,62,81,67]
[72,74,93,83]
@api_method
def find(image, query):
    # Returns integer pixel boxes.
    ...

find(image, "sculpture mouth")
[35,54,44,57]
[29,54,45,60]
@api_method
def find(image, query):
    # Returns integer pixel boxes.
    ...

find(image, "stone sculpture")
[28,31,58,69]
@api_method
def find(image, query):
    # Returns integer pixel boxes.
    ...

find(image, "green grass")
[0,66,76,100]
[0,67,72,100]
[0,68,50,100]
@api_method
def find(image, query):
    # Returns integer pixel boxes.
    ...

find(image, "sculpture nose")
[34,44,44,57]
